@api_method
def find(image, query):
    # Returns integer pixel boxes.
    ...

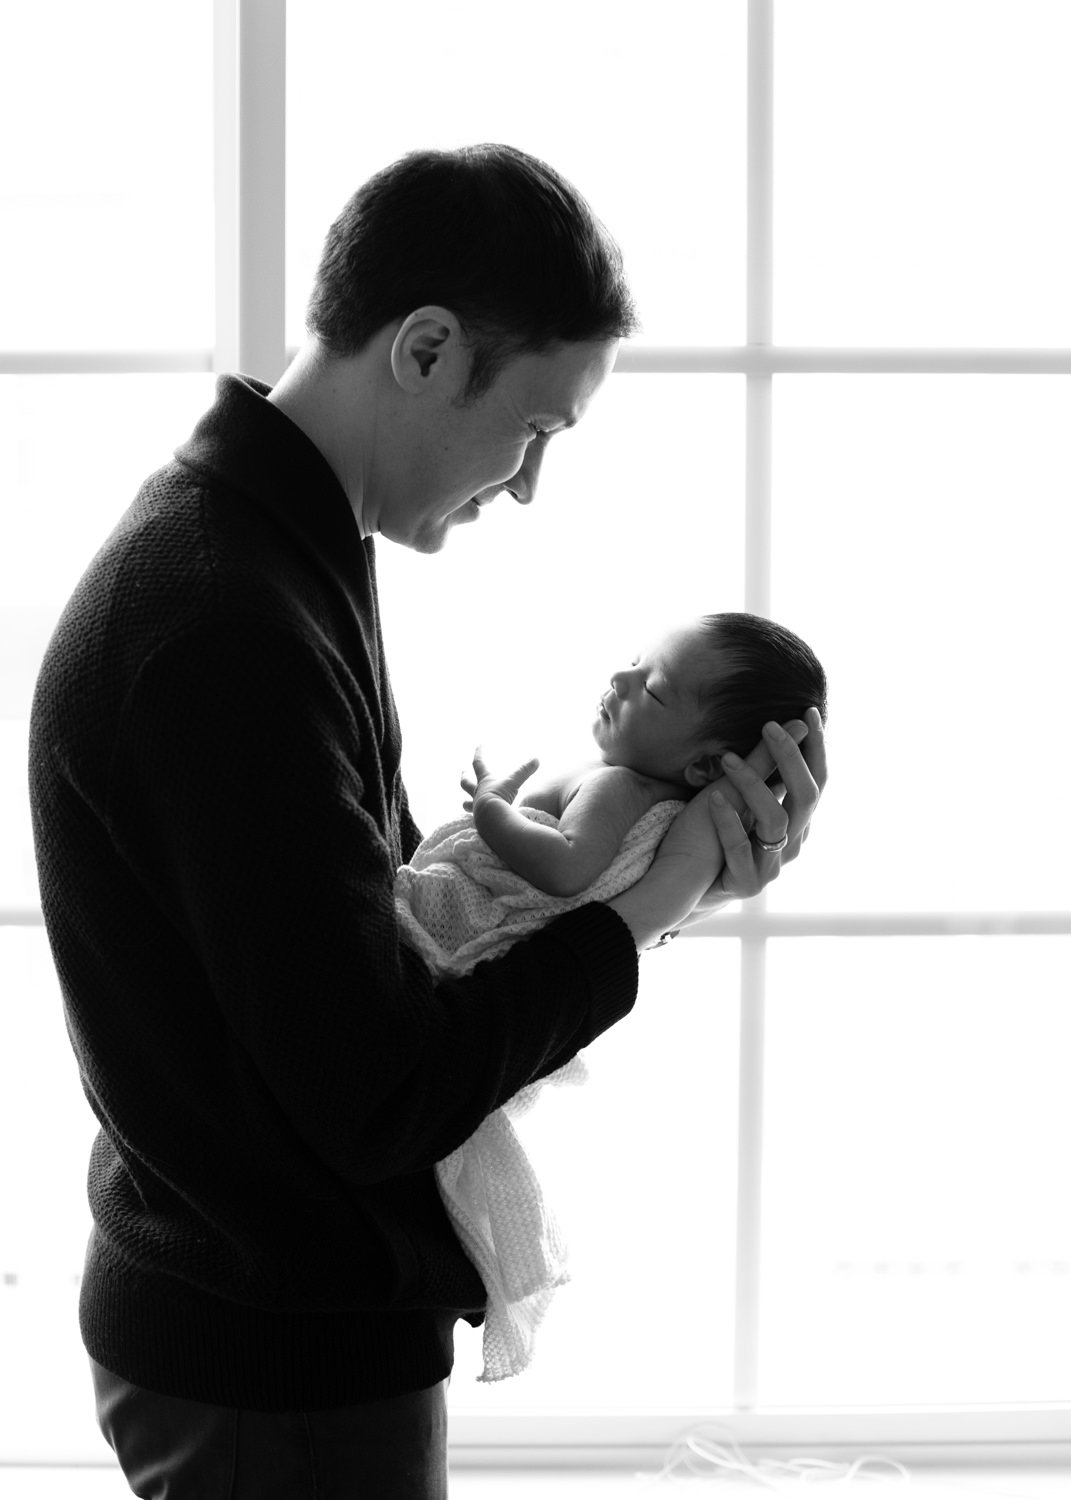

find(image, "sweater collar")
[174,373,371,566]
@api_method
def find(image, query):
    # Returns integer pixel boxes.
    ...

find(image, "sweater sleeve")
[106,619,638,1188]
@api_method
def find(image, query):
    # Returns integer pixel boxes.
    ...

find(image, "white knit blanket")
[395,798,683,1382]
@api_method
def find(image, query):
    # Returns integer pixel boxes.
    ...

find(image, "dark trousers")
[90,1358,449,1499]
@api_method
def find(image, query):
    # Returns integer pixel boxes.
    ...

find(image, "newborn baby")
[397,611,827,1384]
[464,611,828,895]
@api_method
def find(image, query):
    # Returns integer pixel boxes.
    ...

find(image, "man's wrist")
[605,863,709,952]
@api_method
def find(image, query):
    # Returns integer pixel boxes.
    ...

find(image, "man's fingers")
[800,706,828,795]
[742,717,808,782]
[702,709,825,903]
[760,719,822,846]
[708,792,763,899]
[718,749,791,847]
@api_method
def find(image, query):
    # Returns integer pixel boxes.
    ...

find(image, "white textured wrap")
[395,797,683,1382]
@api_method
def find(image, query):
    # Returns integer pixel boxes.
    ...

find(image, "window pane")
[450,938,740,1410]
[286,1,745,350]
[767,376,1071,914]
[0,725,38,909]
[761,937,1071,1406]
[0,2,214,350]
[0,375,218,614]
[374,375,745,835]
[776,1,1071,345]
[0,928,102,1462]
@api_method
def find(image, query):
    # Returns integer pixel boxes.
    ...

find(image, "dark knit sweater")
[28,374,638,1410]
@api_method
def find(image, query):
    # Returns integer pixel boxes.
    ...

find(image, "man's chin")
[389,500,479,554]
[407,528,450,555]
[394,512,452,554]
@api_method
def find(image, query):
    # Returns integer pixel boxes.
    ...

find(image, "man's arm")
[469,753,652,897]
[107,625,641,1188]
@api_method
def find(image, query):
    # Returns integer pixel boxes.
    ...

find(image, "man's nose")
[508,440,545,506]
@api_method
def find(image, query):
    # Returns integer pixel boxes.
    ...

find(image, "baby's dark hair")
[697,613,828,769]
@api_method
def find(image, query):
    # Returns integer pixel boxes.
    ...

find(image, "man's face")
[382,338,618,553]
[594,623,729,786]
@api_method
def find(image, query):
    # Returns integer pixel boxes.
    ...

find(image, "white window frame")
[3,0,1070,1473]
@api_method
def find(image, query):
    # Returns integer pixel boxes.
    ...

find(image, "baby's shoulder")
[519,761,684,820]
[566,763,683,819]
[518,759,620,817]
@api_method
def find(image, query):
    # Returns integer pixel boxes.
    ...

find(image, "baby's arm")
[467,751,655,898]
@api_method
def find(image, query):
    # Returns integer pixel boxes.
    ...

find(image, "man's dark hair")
[697,613,829,769]
[306,143,638,401]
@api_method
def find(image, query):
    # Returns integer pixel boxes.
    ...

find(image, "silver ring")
[754,832,789,853]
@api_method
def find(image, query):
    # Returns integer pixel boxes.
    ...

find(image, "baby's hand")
[460,746,540,815]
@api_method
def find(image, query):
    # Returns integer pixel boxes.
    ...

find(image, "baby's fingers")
[502,756,540,794]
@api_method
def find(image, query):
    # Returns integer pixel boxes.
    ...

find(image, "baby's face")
[592,622,727,787]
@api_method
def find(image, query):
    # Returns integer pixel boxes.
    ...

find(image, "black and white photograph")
[1,2,1069,1495]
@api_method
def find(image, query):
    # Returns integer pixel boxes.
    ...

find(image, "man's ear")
[389,306,466,395]
[683,752,722,788]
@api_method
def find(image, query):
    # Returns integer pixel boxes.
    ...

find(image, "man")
[29,145,824,1497]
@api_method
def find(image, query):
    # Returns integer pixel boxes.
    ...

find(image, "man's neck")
[268,342,372,534]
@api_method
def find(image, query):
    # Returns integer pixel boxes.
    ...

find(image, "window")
[2,0,1069,1471]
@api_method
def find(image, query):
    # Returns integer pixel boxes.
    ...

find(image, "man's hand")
[682,705,827,923]
[460,746,540,817]
[649,778,728,878]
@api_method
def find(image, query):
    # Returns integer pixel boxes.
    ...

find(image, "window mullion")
[613,347,1071,373]
[732,0,776,1414]
[214,0,287,384]
[732,935,767,1410]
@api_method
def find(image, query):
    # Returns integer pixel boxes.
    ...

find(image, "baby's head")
[593,613,828,790]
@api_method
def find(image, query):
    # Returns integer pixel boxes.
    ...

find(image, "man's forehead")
[511,339,617,419]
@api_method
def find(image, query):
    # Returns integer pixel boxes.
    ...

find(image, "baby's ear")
[683,752,721,788]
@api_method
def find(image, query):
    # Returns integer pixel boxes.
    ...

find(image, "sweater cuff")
[540,902,639,1046]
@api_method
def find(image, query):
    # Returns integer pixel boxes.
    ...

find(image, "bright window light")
[761,937,1071,1405]
[2,0,1070,1468]
[0,2,214,351]
[776,0,1071,346]
[767,374,1071,914]
[0,376,217,614]
[0,929,99,1464]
